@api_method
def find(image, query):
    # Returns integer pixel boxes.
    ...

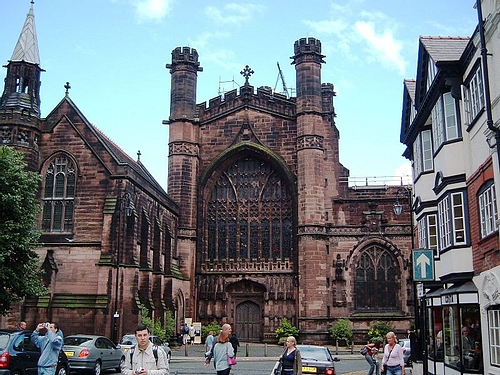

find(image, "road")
[105,343,368,375]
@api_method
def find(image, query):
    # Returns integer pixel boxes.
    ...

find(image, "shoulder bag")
[227,343,237,366]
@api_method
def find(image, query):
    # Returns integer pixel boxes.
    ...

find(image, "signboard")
[412,249,434,282]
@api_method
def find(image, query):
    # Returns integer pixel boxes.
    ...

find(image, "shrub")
[368,320,393,343]
[275,318,299,345]
[329,318,353,345]
[202,322,222,342]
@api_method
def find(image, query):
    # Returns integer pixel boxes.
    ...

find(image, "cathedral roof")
[11,3,40,65]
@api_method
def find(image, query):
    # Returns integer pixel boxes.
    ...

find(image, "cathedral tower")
[292,38,330,325]
[165,47,203,317]
[0,3,43,170]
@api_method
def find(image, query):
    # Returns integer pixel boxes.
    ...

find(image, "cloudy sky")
[0,0,478,190]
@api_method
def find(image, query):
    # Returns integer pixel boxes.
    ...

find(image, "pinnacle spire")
[11,2,40,65]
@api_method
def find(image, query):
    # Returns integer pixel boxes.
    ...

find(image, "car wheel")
[56,365,68,375]
[117,356,125,372]
[93,360,102,375]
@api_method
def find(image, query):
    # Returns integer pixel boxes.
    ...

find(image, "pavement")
[170,342,366,361]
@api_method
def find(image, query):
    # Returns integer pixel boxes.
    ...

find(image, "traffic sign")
[412,249,434,281]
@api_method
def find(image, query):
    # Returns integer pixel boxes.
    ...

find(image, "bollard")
[265,343,268,357]
[245,342,249,357]
[184,342,188,357]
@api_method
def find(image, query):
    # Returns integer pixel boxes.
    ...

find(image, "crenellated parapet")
[165,47,203,73]
[197,85,296,122]
[291,37,325,65]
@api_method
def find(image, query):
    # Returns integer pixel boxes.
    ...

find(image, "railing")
[339,175,412,188]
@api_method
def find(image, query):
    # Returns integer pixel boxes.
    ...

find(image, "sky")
[0,0,478,191]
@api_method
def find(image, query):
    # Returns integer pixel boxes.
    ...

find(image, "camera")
[135,368,144,374]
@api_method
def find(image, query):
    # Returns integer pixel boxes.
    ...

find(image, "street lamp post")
[112,192,134,343]
[393,186,423,361]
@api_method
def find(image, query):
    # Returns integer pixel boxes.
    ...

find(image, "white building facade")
[401,1,500,374]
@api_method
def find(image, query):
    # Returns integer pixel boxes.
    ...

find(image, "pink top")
[382,343,404,367]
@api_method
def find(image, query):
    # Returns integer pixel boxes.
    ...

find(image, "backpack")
[130,345,158,366]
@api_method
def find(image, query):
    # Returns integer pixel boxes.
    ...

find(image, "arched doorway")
[235,301,261,342]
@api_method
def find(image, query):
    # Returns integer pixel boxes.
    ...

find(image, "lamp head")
[393,202,403,216]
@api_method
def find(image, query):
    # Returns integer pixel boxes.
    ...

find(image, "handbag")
[274,360,283,375]
[226,343,237,366]
[360,346,369,355]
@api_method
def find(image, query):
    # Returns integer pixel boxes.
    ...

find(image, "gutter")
[476,0,500,163]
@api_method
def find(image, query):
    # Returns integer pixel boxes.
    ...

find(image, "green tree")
[275,318,299,345]
[0,146,45,314]
[329,318,353,345]
[139,307,175,341]
[368,320,393,343]
[164,310,175,341]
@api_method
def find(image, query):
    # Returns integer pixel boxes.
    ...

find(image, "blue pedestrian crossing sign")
[412,249,434,281]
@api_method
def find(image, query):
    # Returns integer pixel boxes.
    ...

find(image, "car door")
[12,333,39,375]
[97,337,120,370]
[103,337,122,369]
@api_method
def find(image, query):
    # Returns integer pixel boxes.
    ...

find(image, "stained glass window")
[205,157,293,262]
[42,155,76,233]
[355,245,398,311]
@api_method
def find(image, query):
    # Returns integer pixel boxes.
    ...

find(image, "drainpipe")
[476,0,500,162]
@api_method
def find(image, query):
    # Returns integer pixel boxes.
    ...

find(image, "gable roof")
[420,36,470,63]
[400,36,471,148]
[43,95,175,208]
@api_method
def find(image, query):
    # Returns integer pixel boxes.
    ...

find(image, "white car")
[119,333,171,363]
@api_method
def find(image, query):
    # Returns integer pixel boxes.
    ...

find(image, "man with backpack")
[121,323,169,375]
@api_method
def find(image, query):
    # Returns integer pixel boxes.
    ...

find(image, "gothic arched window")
[205,157,293,262]
[41,154,76,233]
[355,245,398,311]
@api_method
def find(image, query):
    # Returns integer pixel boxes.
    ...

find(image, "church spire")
[0,2,44,115]
[11,2,40,65]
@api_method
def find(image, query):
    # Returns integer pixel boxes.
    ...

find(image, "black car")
[0,329,69,375]
[298,345,340,375]
[270,345,340,375]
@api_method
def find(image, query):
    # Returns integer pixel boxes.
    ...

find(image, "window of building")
[489,307,500,367]
[463,65,485,125]
[427,57,437,91]
[442,304,481,372]
[437,191,467,250]
[41,154,76,233]
[205,157,293,262]
[478,181,498,238]
[413,130,433,177]
[432,92,459,150]
[355,245,398,312]
[418,214,438,251]
[427,306,443,361]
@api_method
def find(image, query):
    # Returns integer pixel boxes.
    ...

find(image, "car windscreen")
[298,347,331,361]
[0,334,9,350]
[64,337,93,346]
[120,335,137,345]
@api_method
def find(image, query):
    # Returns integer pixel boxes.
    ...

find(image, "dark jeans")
[217,368,231,375]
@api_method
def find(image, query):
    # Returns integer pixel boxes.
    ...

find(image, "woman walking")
[204,323,235,375]
[279,336,302,375]
[381,332,405,375]
[362,340,383,375]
